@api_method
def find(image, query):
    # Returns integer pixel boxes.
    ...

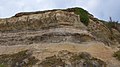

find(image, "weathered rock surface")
[0,10,92,46]
[39,50,106,67]
[0,10,86,31]
[88,16,120,46]
[0,50,38,67]
[0,49,106,67]
[0,7,120,67]
[0,28,94,45]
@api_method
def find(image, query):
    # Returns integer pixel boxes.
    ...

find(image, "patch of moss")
[0,64,6,67]
[65,7,89,26]
[113,50,120,61]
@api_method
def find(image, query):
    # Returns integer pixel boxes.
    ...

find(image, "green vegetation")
[40,55,65,67]
[70,52,106,67]
[40,51,106,67]
[113,50,120,61]
[106,22,119,32]
[0,50,39,67]
[102,17,120,33]
[65,7,89,26]
[0,64,6,67]
[0,7,90,32]
[70,54,82,62]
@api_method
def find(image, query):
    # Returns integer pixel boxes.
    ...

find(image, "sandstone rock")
[0,7,120,67]
[39,50,106,67]
[0,10,87,31]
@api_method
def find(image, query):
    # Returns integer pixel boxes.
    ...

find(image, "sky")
[0,0,120,21]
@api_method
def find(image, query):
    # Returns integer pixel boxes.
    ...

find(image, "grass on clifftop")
[65,7,89,26]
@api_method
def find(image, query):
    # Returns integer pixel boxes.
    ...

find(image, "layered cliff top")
[0,7,89,31]
[0,7,119,46]
[0,7,120,67]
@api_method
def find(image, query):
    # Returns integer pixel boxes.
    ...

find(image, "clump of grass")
[113,50,120,61]
[0,64,6,67]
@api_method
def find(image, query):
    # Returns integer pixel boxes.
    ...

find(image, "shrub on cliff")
[65,7,89,26]
[0,64,6,67]
[0,50,39,67]
[113,50,120,61]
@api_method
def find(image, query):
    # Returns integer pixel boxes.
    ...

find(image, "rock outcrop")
[0,10,93,46]
[0,7,120,67]
[39,50,106,67]
[0,10,86,31]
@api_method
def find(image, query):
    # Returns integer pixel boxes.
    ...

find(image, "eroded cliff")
[0,7,120,67]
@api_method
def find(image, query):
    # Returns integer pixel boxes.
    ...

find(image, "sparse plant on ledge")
[113,50,120,61]
[106,17,119,33]
[0,64,6,67]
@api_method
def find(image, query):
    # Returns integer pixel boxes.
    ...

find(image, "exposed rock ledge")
[0,10,91,45]
[0,10,87,31]
[0,28,94,45]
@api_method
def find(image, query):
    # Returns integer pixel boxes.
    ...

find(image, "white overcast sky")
[0,0,120,21]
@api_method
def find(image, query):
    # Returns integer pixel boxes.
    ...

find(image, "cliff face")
[88,14,120,46]
[0,10,86,31]
[0,7,120,67]
[0,10,92,46]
